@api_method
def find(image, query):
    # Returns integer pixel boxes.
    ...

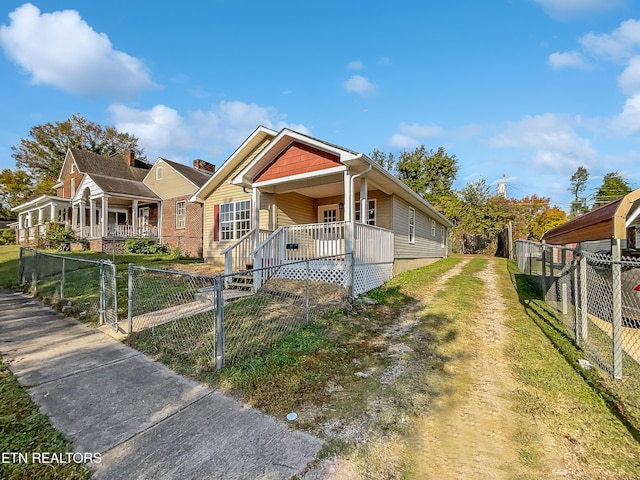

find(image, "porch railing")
[251,221,395,291]
[222,228,273,275]
[73,225,158,239]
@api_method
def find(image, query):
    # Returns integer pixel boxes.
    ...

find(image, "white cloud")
[548,51,588,69]
[491,114,597,173]
[533,0,626,19]
[347,60,364,70]
[108,100,310,161]
[580,19,640,62]
[388,122,446,149]
[618,56,640,95]
[611,93,640,135]
[0,3,155,98]
[344,75,376,96]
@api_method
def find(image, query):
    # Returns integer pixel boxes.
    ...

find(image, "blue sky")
[1,0,640,211]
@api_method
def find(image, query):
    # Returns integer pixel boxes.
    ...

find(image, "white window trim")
[156,165,163,180]
[176,201,186,229]
[355,199,377,226]
[220,200,251,241]
[431,219,436,237]
[409,207,416,244]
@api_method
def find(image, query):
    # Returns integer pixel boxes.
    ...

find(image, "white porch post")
[50,203,56,223]
[101,196,108,237]
[343,170,352,223]
[37,207,44,226]
[79,201,85,236]
[156,201,162,239]
[89,198,96,237]
[132,200,138,236]
[252,187,260,247]
[71,204,78,231]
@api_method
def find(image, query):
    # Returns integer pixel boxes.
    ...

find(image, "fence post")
[611,240,623,379]
[561,282,568,315]
[60,257,65,300]
[99,260,105,325]
[541,241,547,299]
[305,259,310,325]
[579,255,588,344]
[18,247,24,284]
[32,252,39,296]
[128,263,134,333]
[572,259,579,340]
[215,274,225,370]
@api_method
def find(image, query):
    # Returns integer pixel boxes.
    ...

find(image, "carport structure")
[541,189,640,378]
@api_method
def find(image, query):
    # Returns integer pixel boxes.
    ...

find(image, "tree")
[11,113,145,194]
[395,146,459,204]
[568,166,589,218]
[593,171,632,209]
[0,169,32,210]
[369,149,395,172]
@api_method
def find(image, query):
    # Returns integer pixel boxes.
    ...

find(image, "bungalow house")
[143,158,214,257]
[13,149,212,255]
[190,126,453,295]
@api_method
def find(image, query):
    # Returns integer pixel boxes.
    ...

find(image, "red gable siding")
[254,142,341,183]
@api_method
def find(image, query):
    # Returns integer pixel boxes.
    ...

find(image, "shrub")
[0,228,15,245]
[43,224,76,250]
[122,237,168,254]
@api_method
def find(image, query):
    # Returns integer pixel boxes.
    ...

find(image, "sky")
[1,0,640,212]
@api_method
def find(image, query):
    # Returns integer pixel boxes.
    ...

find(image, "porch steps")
[226,272,254,292]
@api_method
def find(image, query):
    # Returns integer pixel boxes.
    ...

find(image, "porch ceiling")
[256,172,388,199]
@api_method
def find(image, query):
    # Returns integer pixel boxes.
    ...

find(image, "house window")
[156,166,163,180]
[70,163,76,173]
[431,219,436,236]
[220,200,251,241]
[71,178,76,197]
[409,207,416,244]
[441,227,446,248]
[176,201,186,229]
[355,199,376,226]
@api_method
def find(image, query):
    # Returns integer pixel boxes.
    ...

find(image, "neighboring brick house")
[143,158,214,257]
[13,149,214,257]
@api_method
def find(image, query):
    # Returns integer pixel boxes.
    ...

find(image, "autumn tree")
[568,166,589,218]
[593,171,632,209]
[11,113,145,194]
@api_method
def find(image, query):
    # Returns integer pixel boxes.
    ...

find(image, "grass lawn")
[0,360,91,480]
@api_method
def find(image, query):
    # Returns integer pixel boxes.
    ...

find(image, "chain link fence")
[516,240,640,429]
[516,240,640,377]
[17,247,119,328]
[127,256,351,369]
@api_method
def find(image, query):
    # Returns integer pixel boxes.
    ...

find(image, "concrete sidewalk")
[0,289,323,479]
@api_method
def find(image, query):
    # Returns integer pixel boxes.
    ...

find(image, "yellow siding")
[144,163,196,198]
[275,192,316,226]
[202,138,272,262]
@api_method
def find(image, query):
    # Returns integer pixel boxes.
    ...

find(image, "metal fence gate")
[18,247,119,330]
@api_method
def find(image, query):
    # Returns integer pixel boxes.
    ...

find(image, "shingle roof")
[159,158,212,187]
[89,174,159,199]
[70,148,151,182]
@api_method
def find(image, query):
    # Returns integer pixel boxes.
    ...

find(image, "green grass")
[503,259,640,478]
[0,245,20,288]
[0,360,91,480]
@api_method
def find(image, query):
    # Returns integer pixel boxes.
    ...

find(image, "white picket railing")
[222,228,273,275]
[354,222,394,264]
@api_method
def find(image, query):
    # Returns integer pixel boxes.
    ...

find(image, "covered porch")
[70,186,160,240]
[13,195,71,244]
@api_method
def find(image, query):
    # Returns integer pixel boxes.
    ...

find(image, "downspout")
[346,160,372,298]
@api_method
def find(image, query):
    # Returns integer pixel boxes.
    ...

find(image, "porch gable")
[254,142,341,183]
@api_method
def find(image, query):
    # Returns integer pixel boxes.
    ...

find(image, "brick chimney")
[193,159,215,174]
[124,150,135,167]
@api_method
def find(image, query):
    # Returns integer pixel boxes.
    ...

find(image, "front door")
[317,204,341,256]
